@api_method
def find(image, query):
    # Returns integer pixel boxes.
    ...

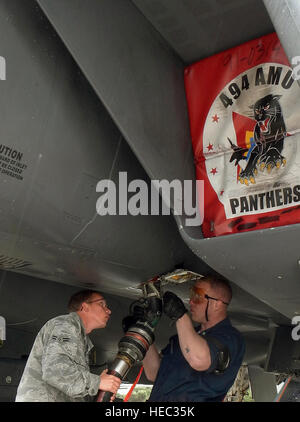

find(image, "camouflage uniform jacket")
[15,312,100,402]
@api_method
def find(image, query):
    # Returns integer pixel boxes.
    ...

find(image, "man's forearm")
[142,344,161,382]
[176,313,211,371]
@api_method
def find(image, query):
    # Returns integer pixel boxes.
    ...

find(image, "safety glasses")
[189,286,229,306]
[86,299,110,309]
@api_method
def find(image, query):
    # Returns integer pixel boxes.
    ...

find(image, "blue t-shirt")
[148,317,245,402]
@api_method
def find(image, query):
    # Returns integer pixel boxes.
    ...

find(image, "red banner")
[184,32,300,237]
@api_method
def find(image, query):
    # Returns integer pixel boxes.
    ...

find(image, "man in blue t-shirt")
[143,276,245,402]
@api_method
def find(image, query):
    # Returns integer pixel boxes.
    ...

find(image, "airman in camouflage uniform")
[15,290,121,402]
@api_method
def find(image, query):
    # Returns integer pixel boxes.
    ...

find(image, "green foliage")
[117,384,254,402]
[243,388,254,402]
[116,385,153,402]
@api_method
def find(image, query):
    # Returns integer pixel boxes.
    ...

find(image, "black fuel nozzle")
[143,296,162,328]
[122,295,162,332]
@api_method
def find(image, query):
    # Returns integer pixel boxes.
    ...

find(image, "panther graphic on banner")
[228,93,287,184]
[184,32,300,236]
[203,62,300,220]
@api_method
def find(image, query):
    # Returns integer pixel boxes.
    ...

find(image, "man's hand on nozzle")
[163,291,187,321]
[122,302,146,332]
[122,315,139,333]
[99,369,121,398]
[122,298,162,332]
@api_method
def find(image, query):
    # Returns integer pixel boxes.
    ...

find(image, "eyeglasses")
[189,286,229,306]
[86,299,109,309]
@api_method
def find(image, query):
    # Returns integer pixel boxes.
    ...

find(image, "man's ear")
[81,302,89,312]
[214,300,222,311]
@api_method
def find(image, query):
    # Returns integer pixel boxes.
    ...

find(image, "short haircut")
[198,276,232,304]
[68,289,103,312]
